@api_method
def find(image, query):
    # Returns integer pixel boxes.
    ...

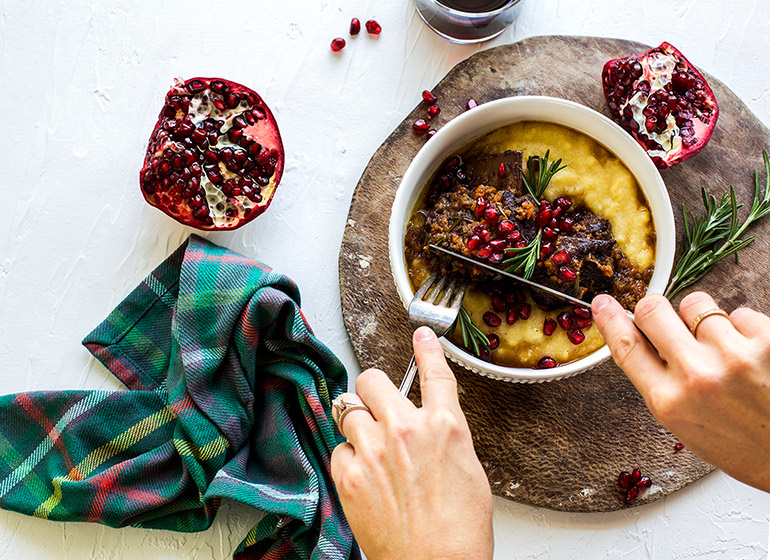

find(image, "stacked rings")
[332,396,371,439]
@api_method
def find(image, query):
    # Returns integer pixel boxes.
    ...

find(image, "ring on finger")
[332,396,371,439]
[690,307,730,336]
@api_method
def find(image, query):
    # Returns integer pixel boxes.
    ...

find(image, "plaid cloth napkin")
[0,235,359,560]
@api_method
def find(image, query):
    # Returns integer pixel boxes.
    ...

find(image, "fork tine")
[436,278,458,307]
[425,275,449,304]
[414,272,439,300]
[449,284,467,310]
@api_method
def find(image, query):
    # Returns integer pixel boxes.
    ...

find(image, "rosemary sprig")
[522,150,567,202]
[502,230,542,280]
[665,149,770,299]
[449,306,490,357]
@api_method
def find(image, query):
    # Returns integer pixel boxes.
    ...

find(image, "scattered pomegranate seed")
[559,216,574,232]
[618,471,631,489]
[491,296,506,312]
[506,308,518,325]
[498,219,514,234]
[542,226,558,242]
[555,196,572,210]
[483,311,502,327]
[507,230,521,242]
[637,476,652,489]
[573,305,591,319]
[618,468,653,504]
[474,197,488,216]
[466,235,482,251]
[538,356,557,369]
[543,318,557,336]
[551,207,563,223]
[572,317,592,329]
[519,303,531,320]
[422,90,438,105]
[478,228,490,242]
[488,252,504,264]
[498,163,507,179]
[479,348,491,362]
[513,239,526,249]
[413,119,429,134]
[559,265,577,281]
[489,239,507,251]
[365,19,382,35]
[625,486,640,504]
[567,329,585,345]
[477,245,492,259]
[540,242,554,260]
[350,18,361,35]
[551,250,571,266]
[536,208,552,227]
[630,468,642,486]
[331,38,346,52]
[426,129,437,140]
[465,98,478,111]
[487,333,500,350]
[484,206,499,224]
[674,442,685,452]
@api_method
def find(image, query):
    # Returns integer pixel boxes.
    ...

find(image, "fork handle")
[398,355,418,397]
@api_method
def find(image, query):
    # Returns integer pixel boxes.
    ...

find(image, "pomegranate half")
[140,77,284,230]
[602,42,719,168]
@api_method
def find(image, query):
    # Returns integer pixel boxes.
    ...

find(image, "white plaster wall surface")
[1,0,769,558]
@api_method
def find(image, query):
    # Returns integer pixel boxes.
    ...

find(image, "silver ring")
[332,396,371,439]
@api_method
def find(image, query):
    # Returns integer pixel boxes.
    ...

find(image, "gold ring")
[332,396,371,439]
[690,308,730,336]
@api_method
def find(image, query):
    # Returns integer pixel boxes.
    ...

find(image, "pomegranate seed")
[487,333,500,350]
[618,471,631,490]
[567,329,585,345]
[478,348,491,362]
[422,90,438,105]
[542,226,558,242]
[498,163,507,179]
[477,245,492,259]
[488,252,504,264]
[559,265,577,281]
[427,105,441,118]
[489,239,507,250]
[551,250,571,266]
[426,129,437,140]
[465,98,477,111]
[572,317,592,329]
[466,235,482,251]
[478,229,490,242]
[557,313,572,330]
[555,196,572,210]
[350,18,361,35]
[539,242,554,260]
[519,303,531,320]
[674,442,685,452]
[625,486,640,504]
[573,306,591,319]
[491,296,506,312]
[630,468,642,486]
[497,219,514,234]
[413,119,429,134]
[513,239,526,249]
[559,217,575,233]
[538,357,557,369]
[365,19,382,35]
[507,230,521,242]
[331,38,346,52]
[484,206,499,224]
[506,308,518,325]
[474,197,487,216]
[543,318,557,336]
[483,311,502,327]
[637,476,652,489]
[536,208,552,226]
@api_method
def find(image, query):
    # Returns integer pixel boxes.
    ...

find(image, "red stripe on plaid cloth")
[16,393,79,479]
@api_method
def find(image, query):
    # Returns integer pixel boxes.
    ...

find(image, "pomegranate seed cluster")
[618,468,652,505]
[140,78,283,230]
[330,17,381,52]
[412,93,480,140]
[602,42,719,168]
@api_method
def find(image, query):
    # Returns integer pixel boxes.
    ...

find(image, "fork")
[398,272,467,397]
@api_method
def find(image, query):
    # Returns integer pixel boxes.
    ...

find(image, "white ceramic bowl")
[388,96,675,383]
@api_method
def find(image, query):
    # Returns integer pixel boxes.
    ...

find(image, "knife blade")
[428,244,591,309]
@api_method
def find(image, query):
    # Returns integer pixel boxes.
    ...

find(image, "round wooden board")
[338,35,770,512]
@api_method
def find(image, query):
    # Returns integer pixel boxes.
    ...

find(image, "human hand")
[592,292,770,492]
[330,327,493,560]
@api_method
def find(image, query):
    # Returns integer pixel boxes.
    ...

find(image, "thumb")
[413,327,459,409]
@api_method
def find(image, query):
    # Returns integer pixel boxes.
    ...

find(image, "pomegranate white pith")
[140,77,284,230]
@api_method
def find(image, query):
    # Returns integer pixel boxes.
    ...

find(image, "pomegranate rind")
[140,77,284,230]
[602,42,719,169]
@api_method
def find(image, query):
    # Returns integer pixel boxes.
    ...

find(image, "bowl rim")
[388,95,675,382]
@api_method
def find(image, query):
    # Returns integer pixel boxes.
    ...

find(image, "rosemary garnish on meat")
[522,150,567,202]
[665,150,770,299]
[449,307,490,357]
[502,230,542,279]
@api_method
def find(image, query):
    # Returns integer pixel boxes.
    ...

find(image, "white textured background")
[2,0,770,558]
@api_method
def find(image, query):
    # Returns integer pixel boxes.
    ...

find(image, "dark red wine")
[437,0,512,12]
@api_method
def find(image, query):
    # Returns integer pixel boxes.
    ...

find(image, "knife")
[428,244,591,309]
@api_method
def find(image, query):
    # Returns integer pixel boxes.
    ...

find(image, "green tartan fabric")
[0,235,360,560]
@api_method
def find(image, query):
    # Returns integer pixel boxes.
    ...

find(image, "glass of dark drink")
[413,0,524,43]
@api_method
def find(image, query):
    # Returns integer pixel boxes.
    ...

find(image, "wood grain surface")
[338,35,770,512]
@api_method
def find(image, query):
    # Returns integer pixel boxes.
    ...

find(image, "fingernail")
[414,326,437,342]
[591,294,611,313]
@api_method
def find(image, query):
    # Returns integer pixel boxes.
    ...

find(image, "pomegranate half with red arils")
[140,77,284,230]
[602,42,719,168]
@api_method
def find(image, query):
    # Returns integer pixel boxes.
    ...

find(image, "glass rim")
[428,0,522,17]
